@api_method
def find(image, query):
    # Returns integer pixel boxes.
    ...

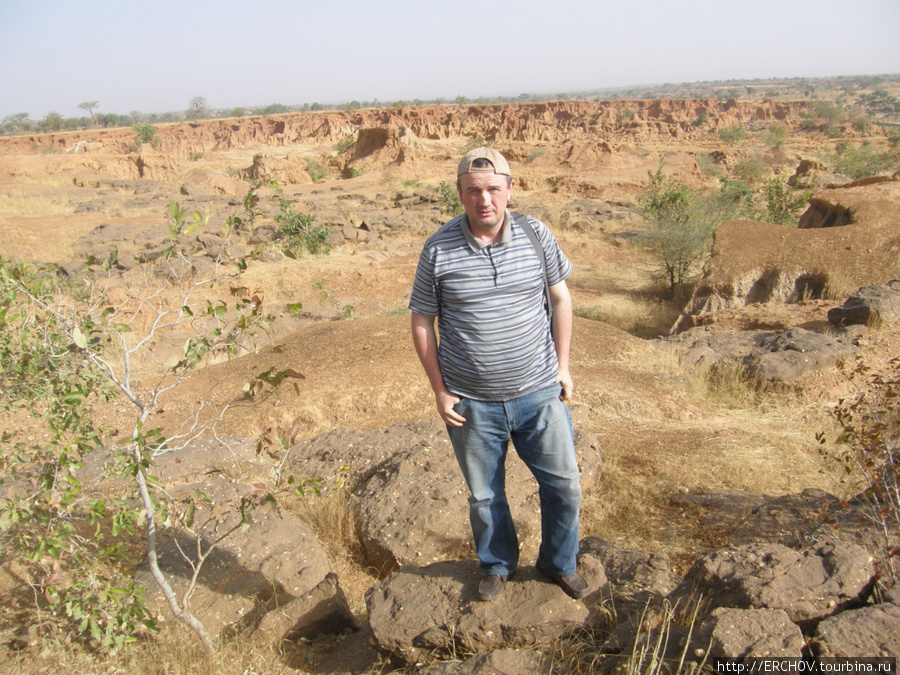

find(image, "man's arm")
[410,312,466,427]
[548,280,574,401]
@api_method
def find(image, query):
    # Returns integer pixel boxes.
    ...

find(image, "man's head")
[456,147,514,232]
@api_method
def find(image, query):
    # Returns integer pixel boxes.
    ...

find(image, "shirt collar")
[461,210,512,252]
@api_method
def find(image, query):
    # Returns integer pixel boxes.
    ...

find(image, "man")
[409,147,587,602]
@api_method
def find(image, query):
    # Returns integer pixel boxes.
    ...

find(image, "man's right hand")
[436,390,466,427]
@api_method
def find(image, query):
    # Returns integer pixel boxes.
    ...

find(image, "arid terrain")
[2,91,899,672]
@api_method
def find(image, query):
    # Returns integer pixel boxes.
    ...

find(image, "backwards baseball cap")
[457,147,511,177]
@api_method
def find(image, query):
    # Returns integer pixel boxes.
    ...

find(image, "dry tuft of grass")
[0,190,76,217]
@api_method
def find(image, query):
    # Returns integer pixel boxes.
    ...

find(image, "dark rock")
[828,281,900,327]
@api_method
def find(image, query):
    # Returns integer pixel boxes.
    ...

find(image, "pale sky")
[2,0,899,121]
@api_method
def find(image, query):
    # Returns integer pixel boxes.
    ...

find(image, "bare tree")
[187,96,208,120]
[78,101,100,128]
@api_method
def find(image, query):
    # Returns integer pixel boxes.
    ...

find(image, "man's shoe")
[538,566,590,600]
[476,574,507,602]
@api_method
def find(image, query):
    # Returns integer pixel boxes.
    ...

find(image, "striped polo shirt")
[409,210,572,401]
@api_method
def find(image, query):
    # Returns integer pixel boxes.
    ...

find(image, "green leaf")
[287,302,303,316]
[73,327,88,349]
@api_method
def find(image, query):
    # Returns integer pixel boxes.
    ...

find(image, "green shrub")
[275,200,331,255]
[732,155,770,184]
[830,142,900,179]
[696,154,724,178]
[132,123,160,150]
[763,123,789,147]
[638,162,716,296]
[438,181,462,215]
[335,136,356,154]
[718,126,747,144]
[305,159,327,182]
[763,178,810,226]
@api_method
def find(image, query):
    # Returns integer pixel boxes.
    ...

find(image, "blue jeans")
[446,385,581,578]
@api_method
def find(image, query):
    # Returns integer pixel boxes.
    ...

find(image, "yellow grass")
[0,191,76,216]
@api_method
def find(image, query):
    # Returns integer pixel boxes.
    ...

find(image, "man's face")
[457,172,513,231]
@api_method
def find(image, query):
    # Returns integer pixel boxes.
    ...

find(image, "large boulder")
[661,326,859,386]
[290,419,601,574]
[697,607,805,658]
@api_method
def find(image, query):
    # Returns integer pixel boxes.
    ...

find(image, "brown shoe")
[476,574,508,602]
[538,566,589,600]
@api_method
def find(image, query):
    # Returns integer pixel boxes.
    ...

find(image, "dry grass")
[0,623,299,675]
[0,190,76,216]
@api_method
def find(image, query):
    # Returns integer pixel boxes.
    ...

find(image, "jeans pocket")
[453,398,469,416]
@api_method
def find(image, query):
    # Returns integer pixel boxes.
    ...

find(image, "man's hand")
[558,368,574,402]
[437,390,466,427]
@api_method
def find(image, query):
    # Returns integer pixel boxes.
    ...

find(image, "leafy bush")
[132,123,160,150]
[831,142,900,179]
[275,199,331,255]
[718,126,747,144]
[335,136,356,154]
[763,123,789,147]
[0,194,306,653]
[732,155,770,184]
[438,181,462,215]
[763,178,810,226]
[305,159,327,182]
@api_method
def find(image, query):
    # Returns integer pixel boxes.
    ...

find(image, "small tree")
[0,195,304,652]
[78,101,99,129]
[638,162,717,297]
[41,111,64,133]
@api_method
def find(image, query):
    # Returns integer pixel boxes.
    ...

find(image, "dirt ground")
[2,100,898,670]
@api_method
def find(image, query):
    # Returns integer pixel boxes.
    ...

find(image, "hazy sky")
[2,0,899,121]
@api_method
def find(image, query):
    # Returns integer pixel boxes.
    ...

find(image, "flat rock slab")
[419,649,559,674]
[365,558,605,665]
[814,601,900,658]
[667,542,876,626]
[664,327,858,385]
[699,607,805,658]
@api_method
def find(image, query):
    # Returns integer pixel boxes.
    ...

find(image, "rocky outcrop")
[660,325,860,387]
[673,181,900,333]
[128,416,897,669]
[667,542,876,627]
[135,479,332,638]
[365,559,604,664]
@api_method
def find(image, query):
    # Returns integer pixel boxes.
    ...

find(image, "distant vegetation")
[3,74,899,136]
[638,160,812,297]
